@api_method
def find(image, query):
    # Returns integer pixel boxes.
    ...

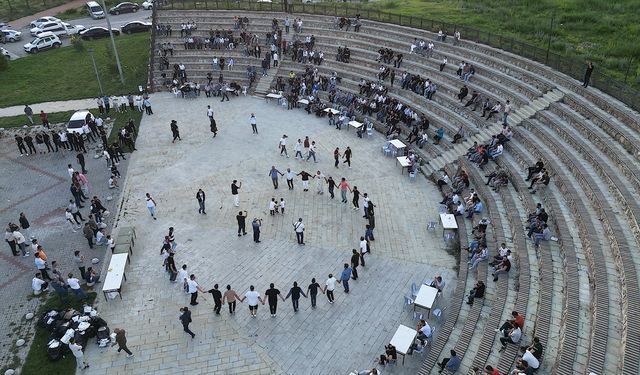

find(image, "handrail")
[153,0,639,113]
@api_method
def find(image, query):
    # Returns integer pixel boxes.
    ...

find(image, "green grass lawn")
[21,290,97,375]
[0,32,150,108]
[353,0,639,87]
[0,0,75,22]
[0,109,77,128]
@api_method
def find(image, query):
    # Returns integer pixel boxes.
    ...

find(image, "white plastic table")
[323,108,340,114]
[414,285,439,317]
[390,324,417,365]
[396,156,411,174]
[102,253,129,301]
[440,213,458,238]
[297,99,309,105]
[265,93,282,102]
[389,139,406,150]
[349,120,363,132]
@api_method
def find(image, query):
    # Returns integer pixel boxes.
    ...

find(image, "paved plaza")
[1,93,457,374]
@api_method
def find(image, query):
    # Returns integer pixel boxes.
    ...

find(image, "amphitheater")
[143,2,640,374]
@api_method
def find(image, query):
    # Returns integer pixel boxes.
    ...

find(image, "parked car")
[121,21,151,34]
[31,22,85,37]
[86,1,105,19]
[109,2,140,15]
[1,30,22,42]
[30,16,61,29]
[0,22,11,31]
[79,27,120,40]
[141,0,153,10]
[23,32,61,53]
[1,47,10,59]
[67,110,94,134]
[62,23,86,35]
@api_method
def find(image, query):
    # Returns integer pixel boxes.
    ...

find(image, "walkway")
[0,98,97,118]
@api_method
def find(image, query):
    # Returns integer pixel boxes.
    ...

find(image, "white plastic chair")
[445,233,456,241]
[411,282,418,298]
[241,86,248,96]
[409,171,417,181]
[403,296,414,310]
[427,221,437,231]
[432,308,442,322]
[413,311,423,321]
[366,123,373,137]
[438,205,448,214]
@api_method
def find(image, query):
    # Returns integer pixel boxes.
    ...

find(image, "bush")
[0,55,8,71]
[70,35,84,51]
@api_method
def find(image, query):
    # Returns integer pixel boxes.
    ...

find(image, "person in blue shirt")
[437,349,461,373]
[339,263,352,293]
[365,224,375,241]
[466,200,484,220]
[268,166,284,189]
[284,281,307,312]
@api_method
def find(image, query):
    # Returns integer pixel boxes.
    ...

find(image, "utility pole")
[88,48,104,96]
[101,0,125,84]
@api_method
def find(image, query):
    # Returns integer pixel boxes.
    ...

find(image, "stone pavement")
[84,93,459,375]
[0,121,128,370]
[0,98,97,118]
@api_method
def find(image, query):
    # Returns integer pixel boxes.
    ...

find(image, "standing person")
[249,113,258,134]
[166,253,178,282]
[338,177,351,203]
[352,186,361,211]
[326,176,336,199]
[15,135,28,156]
[77,153,87,174]
[368,201,376,231]
[502,100,511,126]
[279,198,286,214]
[365,224,375,242]
[285,281,307,312]
[583,61,594,88]
[231,180,241,207]
[343,146,352,168]
[252,218,262,243]
[39,110,50,128]
[297,170,312,191]
[264,283,285,317]
[306,141,318,162]
[74,250,86,280]
[187,274,206,305]
[223,285,241,314]
[13,228,28,256]
[241,285,264,318]
[333,147,342,168]
[324,273,337,303]
[206,105,214,124]
[339,263,353,293]
[170,120,181,143]
[19,212,31,238]
[278,135,289,157]
[5,226,18,256]
[294,139,303,159]
[207,284,223,315]
[294,218,305,245]
[143,97,153,115]
[145,193,157,220]
[196,189,206,214]
[285,168,295,190]
[307,278,324,308]
[363,193,375,219]
[236,210,248,236]
[359,236,369,266]
[111,328,134,357]
[179,307,196,338]
[268,166,284,189]
[82,223,95,249]
[314,170,325,194]
[210,115,218,138]
[303,136,310,158]
[67,273,88,300]
[65,209,80,232]
[24,105,34,125]
[350,249,360,280]
[35,253,51,280]
[69,338,89,370]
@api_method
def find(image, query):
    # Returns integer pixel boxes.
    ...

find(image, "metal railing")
[155,0,639,112]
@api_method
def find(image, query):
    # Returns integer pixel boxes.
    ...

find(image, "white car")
[23,32,62,53]
[62,23,86,35]
[67,110,95,134]
[30,16,62,29]
[141,0,153,10]
[0,22,11,31]
[31,22,84,37]
[1,29,22,42]
[1,47,10,59]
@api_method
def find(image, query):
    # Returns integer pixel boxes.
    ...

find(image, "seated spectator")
[354,369,378,375]
[485,365,500,375]
[475,217,491,233]
[533,224,552,247]
[530,171,550,194]
[416,319,432,345]
[32,273,49,295]
[454,201,465,216]
[492,256,511,282]
[527,169,546,190]
[489,143,503,159]
[519,348,540,371]
[498,311,525,334]
[436,172,450,192]
[95,229,106,245]
[378,343,397,365]
[437,350,461,374]
[466,199,484,220]
[85,267,101,286]
[469,246,488,269]
[526,159,544,181]
[466,280,485,305]
[527,219,544,239]
[452,126,465,144]
[433,127,444,145]
[499,324,522,351]
[490,243,510,265]
[429,276,445,292]
[520,336,544,359]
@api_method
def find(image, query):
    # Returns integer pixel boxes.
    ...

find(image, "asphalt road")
[2,9,152,59]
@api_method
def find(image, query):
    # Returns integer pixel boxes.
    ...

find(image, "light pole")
[88,48,104,96]
[101,0,125,84]
[545,14,554,65]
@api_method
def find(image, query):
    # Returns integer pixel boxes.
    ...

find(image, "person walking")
[252,218,262,243]
[69,338,90,370]
[338,177,351,203]
[24,105,34,125]
[249,113,258,134]
[187,274,206,305]
[207,284,223,315]
[112,328,134,357]
[170,120,181,143]
[294,218,305,245]
[285,281,307,312]
[285,168,295,190]
[333,147,342,168]
[359,236,370,266]
[231,180,241,207]
[325,274,337,303]
[196,189,206,214]
[236,210,248,236]
[352,186,361,211]
[145,193,157,220]
[223,285,241,314]
[363,193,375,219]
[314,170,325,195]
[241,285,264,318]
[350,249,360,280]
[306,141,318,162]
[278,135,289,157]
[326,176,336,199]
[583,61,594,88]
[179,307,196,338]
[294,139,303,159]
[343,146,352,168]
[268,166,284,189]
[307,278,324,308]
[264,283,285,317]
[339,263,353,293]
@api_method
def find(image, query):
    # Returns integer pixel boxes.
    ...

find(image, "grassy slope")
[0,32,150,108]
[0,0,75,22]
[361,0,639,86]
[0,109,77,128]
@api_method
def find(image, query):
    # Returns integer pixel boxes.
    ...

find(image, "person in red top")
[40,110,50,129]
[498,311,524,334]
[484,365,499,375]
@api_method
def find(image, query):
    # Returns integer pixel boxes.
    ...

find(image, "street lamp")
[101,0,125,84]
[88,48,104,96]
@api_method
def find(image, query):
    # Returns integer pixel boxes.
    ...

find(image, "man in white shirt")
[285,168,295,190]
[416,319,432,345]
[294,218,305,245]
[67,164,75,178]
[324,274,337,303]
[67,273,88,299]
[178,265,188,293]
[95,229,106,246]
[32,273,48,294]
[502,100,512,126]
[278,134,289,157]
[69,338,89,370]
[35,255,50,280]
[294,139,303,159]
[108,176,119,189]
[500,325,522,349]
[187,274,206,306]
[359,236,369,266]
[241,285,263,317]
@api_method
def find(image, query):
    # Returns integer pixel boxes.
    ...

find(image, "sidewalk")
[9,0,86,28]
[0,98,97,117]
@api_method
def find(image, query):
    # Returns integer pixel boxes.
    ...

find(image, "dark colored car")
[121,21,152,34]
[79,27,120,40]
[109,2,140,15]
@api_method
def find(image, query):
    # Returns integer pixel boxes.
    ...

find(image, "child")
[269,198,276,216]
[279,198,286,215]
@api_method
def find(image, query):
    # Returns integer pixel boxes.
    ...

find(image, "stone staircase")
[253,65,280,97]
